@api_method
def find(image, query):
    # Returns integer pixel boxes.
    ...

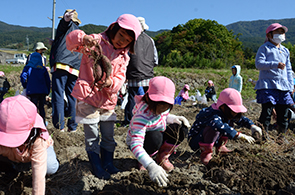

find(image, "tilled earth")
[1,72,295,195]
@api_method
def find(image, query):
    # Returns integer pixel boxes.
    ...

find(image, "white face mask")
[271,34,285,44]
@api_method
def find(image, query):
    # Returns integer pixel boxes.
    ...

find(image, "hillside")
[226,18,295,50]
[0,17,295,52]
[0,21,165,50]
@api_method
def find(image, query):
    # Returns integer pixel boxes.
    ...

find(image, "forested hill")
[0,21,166,50]
[226,18,295,50]
[0,18,294,51]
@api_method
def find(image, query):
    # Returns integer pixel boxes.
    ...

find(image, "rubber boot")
[100,147,121,174]
[155,141,178,172]
[199,142,214,165]
[216,136,232,154]
[263,126,271,141]
[277,126,289,145]
[87,151,110,180]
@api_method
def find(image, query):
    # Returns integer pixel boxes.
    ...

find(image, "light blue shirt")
[255,41,293,92]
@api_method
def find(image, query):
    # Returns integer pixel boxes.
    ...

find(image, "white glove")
[167,114,191,128]
[64,10,75,22]
[146,161,169,187]
[251,125,262,136]
[237,132,255,144]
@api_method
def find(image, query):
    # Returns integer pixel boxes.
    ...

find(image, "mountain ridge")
[1,18,294,51]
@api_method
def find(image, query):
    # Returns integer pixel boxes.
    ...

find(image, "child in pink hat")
[255,23,293,144]
[126,76,191,187]
[205,80,217,102]
[0,95,59,195]
[66,14,142,180]
[188,88,262,165]
[174,84,190,105]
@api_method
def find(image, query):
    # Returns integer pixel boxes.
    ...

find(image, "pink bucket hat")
[147,76,175,104]
[184,84,190,90]
[0,95,48,147]
[0,71,4,77]
[115,14,142,41]
[265,23,288,43]
[208,80,214,86]
[212,88,247,113]
[266,23,288,34]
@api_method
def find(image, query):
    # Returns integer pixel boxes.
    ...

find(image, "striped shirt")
[126,101,169,168]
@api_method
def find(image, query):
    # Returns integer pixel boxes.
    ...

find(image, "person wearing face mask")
[188,88,262,165]
[255,23,294,144]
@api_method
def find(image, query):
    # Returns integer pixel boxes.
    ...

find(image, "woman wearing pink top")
[66,14,142,180]
[0,95,59,195]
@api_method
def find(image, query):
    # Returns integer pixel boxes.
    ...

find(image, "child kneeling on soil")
[126,76,191,187]
[188,88,262,165]
[0,95,59,195]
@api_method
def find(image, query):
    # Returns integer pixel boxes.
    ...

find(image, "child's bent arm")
[30,138,47,195]
[66,30,101,53]
[255,47,279,70]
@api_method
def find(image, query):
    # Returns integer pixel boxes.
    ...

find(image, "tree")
[154,19,244,69]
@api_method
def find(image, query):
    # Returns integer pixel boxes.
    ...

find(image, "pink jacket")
[66,30,130,110]
[0,137,53,195]
[178,89,189,100]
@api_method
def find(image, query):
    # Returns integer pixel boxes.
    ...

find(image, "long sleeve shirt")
[255,41,293,92]
[188,106,254,140]
[66,29,129,110]
[0,137,53,195]
[126,100,169,168]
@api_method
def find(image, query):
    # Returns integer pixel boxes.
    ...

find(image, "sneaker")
[60,129,65,132]
[68,129,77,133]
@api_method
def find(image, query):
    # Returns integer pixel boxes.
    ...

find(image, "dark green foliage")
[227,18,295,52]
[79,24,107,35]
[154,19,244,69]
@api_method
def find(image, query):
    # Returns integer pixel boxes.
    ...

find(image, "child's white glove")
[146,161,169,187]
[166,114,191,128]
[237,132,255,144]
[64,10,75,22]
[251,125,262,136]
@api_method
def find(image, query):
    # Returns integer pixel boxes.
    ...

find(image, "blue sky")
[1,0,294,32]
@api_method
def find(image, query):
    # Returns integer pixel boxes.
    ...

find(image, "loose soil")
[1,71,295,195]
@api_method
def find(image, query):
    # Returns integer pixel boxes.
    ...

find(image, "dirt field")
[1,72,295,195]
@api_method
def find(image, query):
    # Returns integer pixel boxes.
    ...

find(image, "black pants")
[27,94,47,121]
[124,86,148,125]
[259,102,289,130]
[143,124,188,155]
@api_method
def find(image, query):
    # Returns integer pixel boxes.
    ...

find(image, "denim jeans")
[51,69,77,131]
[124,86,148,125]
[46,145,59,174]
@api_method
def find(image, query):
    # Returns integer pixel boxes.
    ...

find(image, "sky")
[0,0,294,32]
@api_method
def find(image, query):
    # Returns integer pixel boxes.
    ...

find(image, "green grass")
[154,67,260,100]
[0,64,260,100]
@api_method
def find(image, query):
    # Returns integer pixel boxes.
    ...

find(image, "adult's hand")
[64,9,76,22]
